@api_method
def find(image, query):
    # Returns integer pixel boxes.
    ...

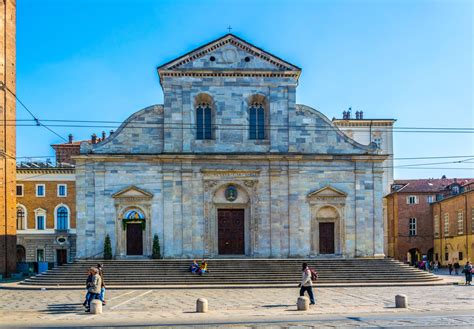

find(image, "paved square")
[0,284,473,327]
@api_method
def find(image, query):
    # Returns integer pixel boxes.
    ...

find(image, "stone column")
[182,168,193,257]
[354,166,367,257]
[288,163,300,257]
[93,167,106,258]
[373,168,385,256]
[162,168,174,257]
[173,168,183,257]
[192,169,204,256]
[269,167,282,257]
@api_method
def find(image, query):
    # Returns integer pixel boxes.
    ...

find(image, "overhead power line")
[0,84,68,142]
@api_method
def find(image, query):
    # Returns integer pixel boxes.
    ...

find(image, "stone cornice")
[74,153,387,163]
[159,70,300,79]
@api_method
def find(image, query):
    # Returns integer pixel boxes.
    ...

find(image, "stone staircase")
[20,258,441,287]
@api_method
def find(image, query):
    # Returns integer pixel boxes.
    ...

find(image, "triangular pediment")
[307,186,347,198]
[112,186,153,199]
[157,34,301,73]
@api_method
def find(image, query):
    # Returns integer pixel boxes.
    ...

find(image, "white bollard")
[395,294,408,308]
[297,296,309,311]
[90,299,103,314]
[196,298,208,313]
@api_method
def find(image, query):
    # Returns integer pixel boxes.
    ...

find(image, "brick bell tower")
[0,0,16,277]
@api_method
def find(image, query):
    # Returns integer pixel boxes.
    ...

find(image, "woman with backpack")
[298,262,315,305]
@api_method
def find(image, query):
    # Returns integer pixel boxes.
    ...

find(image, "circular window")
[210,56,216,62]
[57,236,67,244]
[244,56,251,62]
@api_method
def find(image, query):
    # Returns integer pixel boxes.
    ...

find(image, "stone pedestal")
[196,298,208,313]
[395,294,408,308]
[90,299,103,314]
[297,296,309,311]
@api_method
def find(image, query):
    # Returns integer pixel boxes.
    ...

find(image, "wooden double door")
[319,222,335,254]
[127,223,143,255]
[218,209,245,255]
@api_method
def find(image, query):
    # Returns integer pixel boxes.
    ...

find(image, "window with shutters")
[407,195,418,204]
[471,207,474,233]
[457,210,464,235]
[444,213,449,236]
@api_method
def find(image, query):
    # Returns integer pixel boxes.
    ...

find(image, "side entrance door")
[56,249,67,265]
[319,222,335,254]
[218,209,245,255]
[127,223,143,255]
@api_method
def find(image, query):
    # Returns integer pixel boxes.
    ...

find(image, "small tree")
[152,234,162,259]
[103,234,112,260]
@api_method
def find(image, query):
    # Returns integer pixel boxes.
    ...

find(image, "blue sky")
[16,0,473,179]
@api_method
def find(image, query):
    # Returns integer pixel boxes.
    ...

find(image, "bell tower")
[0,0,16,277]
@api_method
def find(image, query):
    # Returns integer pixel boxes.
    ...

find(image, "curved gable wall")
[91,105,164,154]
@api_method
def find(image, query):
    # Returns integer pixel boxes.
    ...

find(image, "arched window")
[196,102,212,140]
[124,209,145,220]
[16,205,26,230]
[56,206,69,230]
[248,96,266,140]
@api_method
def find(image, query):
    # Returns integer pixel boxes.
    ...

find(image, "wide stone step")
[21,258,440,286]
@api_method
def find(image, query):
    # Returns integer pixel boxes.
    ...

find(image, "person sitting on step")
[189,259,199,273]
[198,259,208,275]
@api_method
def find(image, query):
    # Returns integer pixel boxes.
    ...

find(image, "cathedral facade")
[75,34,386,259]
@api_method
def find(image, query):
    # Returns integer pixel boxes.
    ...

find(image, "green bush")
[103,234,112,260]
[152,234,162,259]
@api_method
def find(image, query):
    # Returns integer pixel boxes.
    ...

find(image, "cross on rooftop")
[227,25,232,33]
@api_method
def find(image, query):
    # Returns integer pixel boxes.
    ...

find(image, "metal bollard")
[297,296,309,311]
[196,298,208,313]
[90,299,103,314]
[395,294,408,308]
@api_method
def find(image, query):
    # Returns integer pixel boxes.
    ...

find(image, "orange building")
[16,163,76,266]
[385,178,473,264]
[433,182,474,266]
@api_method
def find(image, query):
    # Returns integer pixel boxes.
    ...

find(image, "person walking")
[97,263,106,305]
[82,268,93,307]
[454,260,460,275]
[85,267,102,313]
[448,261,453,275]
[462,261,472,285]
[298,262,315,305]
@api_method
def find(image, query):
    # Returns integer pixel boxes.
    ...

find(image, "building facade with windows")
[75,34,386,259]
[15,163,76,265]
[433,181,474,266]
[385,178,473,264]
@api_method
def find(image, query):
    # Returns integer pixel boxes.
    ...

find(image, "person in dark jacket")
[454,260,461,275]
[82,268,93,307]
[462,261,472,285]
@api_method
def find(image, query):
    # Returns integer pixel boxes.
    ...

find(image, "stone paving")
[0,285,473,327]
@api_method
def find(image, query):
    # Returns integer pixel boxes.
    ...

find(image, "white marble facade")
[75,34,386,259]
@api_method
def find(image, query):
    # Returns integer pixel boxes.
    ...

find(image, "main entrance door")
[57,249,67,265]
[126,223,143,255]
[319,222,335,254]
[218,209,245,255]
